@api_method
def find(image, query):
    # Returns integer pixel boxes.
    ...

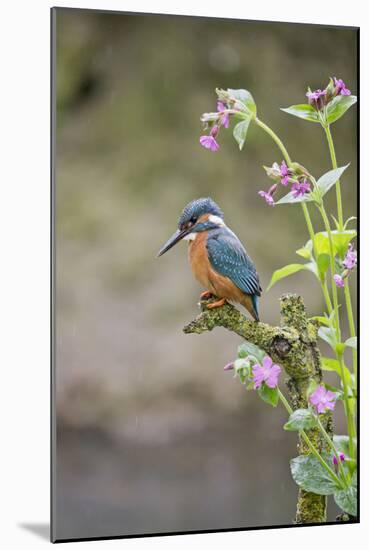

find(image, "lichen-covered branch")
[184,293,331,524]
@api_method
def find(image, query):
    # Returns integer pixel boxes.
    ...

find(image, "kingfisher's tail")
[241,294,260,322]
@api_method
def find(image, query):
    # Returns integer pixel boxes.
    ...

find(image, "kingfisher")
[157,197,261,321]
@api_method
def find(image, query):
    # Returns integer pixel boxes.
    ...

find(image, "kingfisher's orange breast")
[188,232,247,304]
[188,232,213,290]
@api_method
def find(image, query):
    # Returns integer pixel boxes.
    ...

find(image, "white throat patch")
[183,232,197,241]
[209,214,226,226]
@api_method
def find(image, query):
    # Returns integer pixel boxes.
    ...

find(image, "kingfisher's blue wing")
[206,228,262,296]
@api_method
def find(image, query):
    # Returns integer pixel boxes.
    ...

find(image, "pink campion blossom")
[217,101,230,128]
[291,179,311,198]
[280,160,290,186]
[334,274,344,288]
[252,356,281,390]
[343,244,357,270]
[309,385,337,414]
[334,77,351,96]
[332,452,345,466]
[223,362,234,371]
[199,135,219,151]
[306,89,327,101]
[258,190,275,206]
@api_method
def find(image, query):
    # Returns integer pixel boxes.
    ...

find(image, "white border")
[1,1,367,548]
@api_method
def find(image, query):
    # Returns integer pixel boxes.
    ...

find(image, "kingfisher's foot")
[200,290,213,300]
[206,297,226,309]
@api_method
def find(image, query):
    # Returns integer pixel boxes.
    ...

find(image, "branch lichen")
[184,293,330,524]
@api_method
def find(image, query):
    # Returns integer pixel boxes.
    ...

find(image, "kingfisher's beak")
[157,228,190,257]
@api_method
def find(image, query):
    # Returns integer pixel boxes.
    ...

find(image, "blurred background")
[54,8,357,540]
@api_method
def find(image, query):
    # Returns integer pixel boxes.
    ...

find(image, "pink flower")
[280,161,290,186]
[334,274,344,288]
[199,135,219,151]
[309,385,337,414]
[306,88,327,110]
[343,244,357,270]
[306,89,327,101]
[334,77,351,96]
[223,362,234,371]
[258,190,275,206]
[217,101,230,128]
[332,452,345,466]
[291,179,310,198]
[252,356,281,389]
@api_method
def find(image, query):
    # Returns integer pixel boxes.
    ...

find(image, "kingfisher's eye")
[190,215,197,224]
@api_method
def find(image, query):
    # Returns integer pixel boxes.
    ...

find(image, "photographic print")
[51,8,358,542]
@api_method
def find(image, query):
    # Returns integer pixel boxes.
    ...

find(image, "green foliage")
[326,95,357,124]
[233,118,251,150]
[276,189,314,205]
[321,357,352,391]
[307,229,356,258]
[281,96,357,126]
[318,326,338,352]
[345,336,357,349]
[290,454,341,495]
[258,383,279,407]
[276,165,349,206]
[281,104,320,122]
[296,243,312,259]
[284,409,317,431]
[228,88,257,115]
[316,253,330,282]
[315,165,349,198]
[333,435,356,459]
[266,263,315,291]
[334,485,357,516]
[238,341,264,361]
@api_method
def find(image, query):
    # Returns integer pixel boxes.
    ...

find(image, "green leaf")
[344,216,357,230]
[290,454,340,495]
[233,118,251,150]
[345,336,357,349]
[327,95,357,125]
[331,230,356,257]
[258,383,279,407]
[284,409,317,431]
[267,263,315,291]
[333,435,357,458]
[334,485,357,516]
[296,241,312,259]
[318,326,337,351]
[306,379,318,399]
[316,165,349,198]
[281,104,320,123]
[233,358,251,383]
[276,189,314,205]
[321,357,352,387]
[228,88,257,115]
[317,253,330,281]
[238,341,265,361]
[310,315,330,326]
[307,230,356,258]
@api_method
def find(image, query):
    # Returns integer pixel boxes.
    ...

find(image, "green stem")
[316,416,349,485]
[324,125,344,230]
[344,279,357,384]
[254,117,292,166]
[278,389,344,489]
[254,118,334,316]
[301,202,333,314]
[324,124,356,379]
[318,205,341,339]
[322,283,333,315]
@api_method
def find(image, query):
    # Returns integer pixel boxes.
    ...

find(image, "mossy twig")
[184,293,331,524]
